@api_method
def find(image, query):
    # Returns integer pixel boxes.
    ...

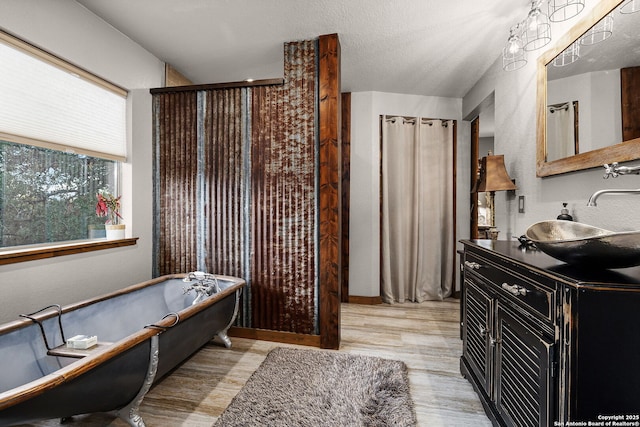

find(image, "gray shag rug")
[214,347,417,426]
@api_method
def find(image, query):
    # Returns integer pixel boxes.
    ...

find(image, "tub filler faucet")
[183,271,221,305]
[587,163,640,206]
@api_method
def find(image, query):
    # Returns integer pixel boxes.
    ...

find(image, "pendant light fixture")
[523,0,552,51]
[502,24,527,71]
[553,41,580,67]
[502,0,587,72]
[548,0,585,22]
[580,14,613,45]
[620,0,640,14]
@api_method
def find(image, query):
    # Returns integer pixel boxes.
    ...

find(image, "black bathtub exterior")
[0,274,244,426]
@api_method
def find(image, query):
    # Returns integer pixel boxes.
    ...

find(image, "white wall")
[0,0,163,323]
[349,91,466,297]
[463,2,640,245]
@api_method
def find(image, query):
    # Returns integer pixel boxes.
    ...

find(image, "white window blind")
[0,31,127,161]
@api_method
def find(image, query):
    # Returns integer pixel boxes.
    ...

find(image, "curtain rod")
[384,115,454,127]
[150,78,284,94]
[548,102,570,113]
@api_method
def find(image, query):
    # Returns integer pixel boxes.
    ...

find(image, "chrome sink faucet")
[587,163,640,206]
[183,271,221,305]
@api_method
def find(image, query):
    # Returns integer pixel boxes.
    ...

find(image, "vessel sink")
[525,220,640,269]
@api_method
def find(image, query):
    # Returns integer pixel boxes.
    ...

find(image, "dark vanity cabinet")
[460,240,640,426]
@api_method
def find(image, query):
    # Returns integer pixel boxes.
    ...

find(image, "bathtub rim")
[0,273,245,411]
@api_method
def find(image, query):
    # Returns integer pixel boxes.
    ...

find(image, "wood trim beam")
[228,327,321,347]
[150,78,284,94]
[318,33,341,350]
[470,118,480,239]
[348,296,382,305]
[341,92,351,303]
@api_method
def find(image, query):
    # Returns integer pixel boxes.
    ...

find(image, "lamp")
[504,0,587,72]
[472,154,517,240]
[502,24,527,71]
[523,0,552,51]
[548,0,585,22]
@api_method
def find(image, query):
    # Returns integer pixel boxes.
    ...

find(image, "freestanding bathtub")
[0,273,245,426]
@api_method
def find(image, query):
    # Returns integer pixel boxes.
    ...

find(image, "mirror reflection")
[538,0,640,176]
[546,100,579,161]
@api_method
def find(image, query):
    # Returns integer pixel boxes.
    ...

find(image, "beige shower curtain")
[547,103,575,162]
[381,116,454,303]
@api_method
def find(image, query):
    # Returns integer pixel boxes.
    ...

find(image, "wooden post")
[318,33,341,349]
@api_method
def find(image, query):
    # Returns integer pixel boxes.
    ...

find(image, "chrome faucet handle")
[603,162,640,178]
[603,163,619,179]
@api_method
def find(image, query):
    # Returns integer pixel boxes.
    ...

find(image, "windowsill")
[0,238,138,266]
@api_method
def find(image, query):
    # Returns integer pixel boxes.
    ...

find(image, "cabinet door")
[463,280,493,394]
[495,303,555,427]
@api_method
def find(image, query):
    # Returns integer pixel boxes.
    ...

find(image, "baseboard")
[228,327,321,347]
[347,295,383,305]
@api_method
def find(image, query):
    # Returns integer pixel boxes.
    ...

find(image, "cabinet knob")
[479,325,488,336]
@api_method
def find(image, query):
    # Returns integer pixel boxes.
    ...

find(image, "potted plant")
[96,190,125,240]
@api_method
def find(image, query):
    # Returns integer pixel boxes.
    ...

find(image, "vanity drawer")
[465,252,555,323]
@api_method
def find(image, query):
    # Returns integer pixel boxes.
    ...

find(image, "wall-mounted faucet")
[603,162,640,179]
[588,163,640,206]
[183,271,221,305]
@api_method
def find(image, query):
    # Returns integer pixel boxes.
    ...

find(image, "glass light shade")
[579,15,613,45]
[548,0,585,22]
[502,32,527,71]
[523,6,552,51]
[620,0,640,14]
[553,41,580,67]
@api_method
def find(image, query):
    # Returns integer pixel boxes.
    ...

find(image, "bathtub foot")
[216,289,241,349]
[119,411,146,427]
[114,335,160,427]
[218,330,232,348]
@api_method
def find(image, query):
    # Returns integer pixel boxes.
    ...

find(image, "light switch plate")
[518,196,525,213]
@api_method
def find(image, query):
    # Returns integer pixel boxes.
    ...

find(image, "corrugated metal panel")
[202,88,245,277]
[201,87,252,326]
[250,40,317,333]
[153,40,318,334]
[154,91,199,275]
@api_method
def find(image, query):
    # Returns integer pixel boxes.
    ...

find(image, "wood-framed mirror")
[536,0,640,177]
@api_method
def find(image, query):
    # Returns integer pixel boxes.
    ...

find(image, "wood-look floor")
[22,300,491,426]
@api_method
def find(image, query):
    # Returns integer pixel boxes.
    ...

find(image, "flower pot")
[105,224,126,240]
[88,224,106,239]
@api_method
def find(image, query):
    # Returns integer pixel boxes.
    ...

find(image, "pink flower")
[96,191,123,224]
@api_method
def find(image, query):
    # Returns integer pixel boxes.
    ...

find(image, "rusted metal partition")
[250,40,318,334]
[153,91,199,275]
[153,40,320,335]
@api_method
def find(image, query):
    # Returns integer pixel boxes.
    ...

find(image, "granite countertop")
[461,239,640,288]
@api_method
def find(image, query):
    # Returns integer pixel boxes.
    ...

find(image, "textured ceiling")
[75,0,532,98]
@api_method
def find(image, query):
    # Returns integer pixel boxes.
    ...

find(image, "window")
[0,140,118,247]
[0,30,127,250]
